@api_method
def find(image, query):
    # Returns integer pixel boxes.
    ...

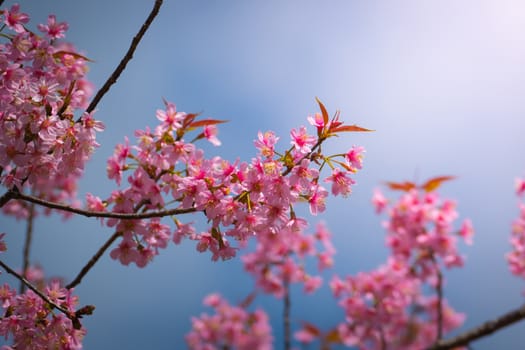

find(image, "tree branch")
[0,189,15,208]
[85,0,163,114]
[4,189,196,219]
[0,259,71,317]
[283,279,291,350]
[434,258,444,341]
[20,202,35,294]
[66,231,121,289]
[428,304,525,350]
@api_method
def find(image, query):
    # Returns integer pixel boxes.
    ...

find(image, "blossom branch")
[66,231,121,289]
[85,0,163,114]
[428,304,525,350]
[0,259,71,317]
[2,189,196,219]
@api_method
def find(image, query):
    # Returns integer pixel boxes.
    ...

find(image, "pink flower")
[156,100,184,130]
[516,177,525,196]
[372,188,387,213]
[3,4,29,33]
[308,185,328,215]
[324,168,355,197]
[346,145,365,171]
[290,126,316,154]
[459,219,474,245]
[307,112,324,131]
[37,15,69,39]
[254,131,279,158]
[203,124,221,146]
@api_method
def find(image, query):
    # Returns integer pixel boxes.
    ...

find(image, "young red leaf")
[324,328,342,344]
[330,124,374,133]
[53,50,94,62]
[300,322,322,338]
[188,119,228,128]
[316,97,330,127]
[421,175,456,192]
[385,181,416,192]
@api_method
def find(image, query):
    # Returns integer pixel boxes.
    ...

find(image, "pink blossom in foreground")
[97,99,364,268]
[0,283,86,350]
[0,6,103,220]
[290,126,316,155]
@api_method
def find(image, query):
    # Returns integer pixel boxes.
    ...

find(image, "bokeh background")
[2,0,525,348]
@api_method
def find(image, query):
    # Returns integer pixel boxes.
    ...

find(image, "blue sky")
[2,0,525,349]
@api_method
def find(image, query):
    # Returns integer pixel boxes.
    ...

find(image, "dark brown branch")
[283,279,291,350]
[66,231,121,290]
[20,202,35,294]
[6,190,196,219]
[435,259,444,341]
[85,0,163,114]
[0,259,71,317]
[0,189,15,208]
[66,197,156,290]
[428,304,525,350]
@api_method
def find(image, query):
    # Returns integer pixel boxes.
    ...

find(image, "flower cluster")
[185,293,273,350]
[242,222,335,298]
[0,4,103,219]
[326,259,465,349]
[507,177,525,285]
[294,183,472,349]
[375,187,473,281]
[0,282,86,350]
[88,99,367,268]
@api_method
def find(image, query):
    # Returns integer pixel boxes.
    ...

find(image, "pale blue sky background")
[2,1,525,349]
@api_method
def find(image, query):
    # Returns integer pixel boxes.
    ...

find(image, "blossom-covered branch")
[0,259,71,317]
[1,188,197,218]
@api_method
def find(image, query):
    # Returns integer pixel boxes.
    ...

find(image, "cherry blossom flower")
[37,15,69,39]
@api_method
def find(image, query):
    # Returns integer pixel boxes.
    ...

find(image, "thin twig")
[434,259,444,341]
[428,304,525,350]
[0,259,71,317]
[283,279,291,350]
[281,138,324,177]
[20,202,35,294]
[6,189,196,219]
[84,0,163,114]
[66,197,153,289]
[66,231,121,290]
